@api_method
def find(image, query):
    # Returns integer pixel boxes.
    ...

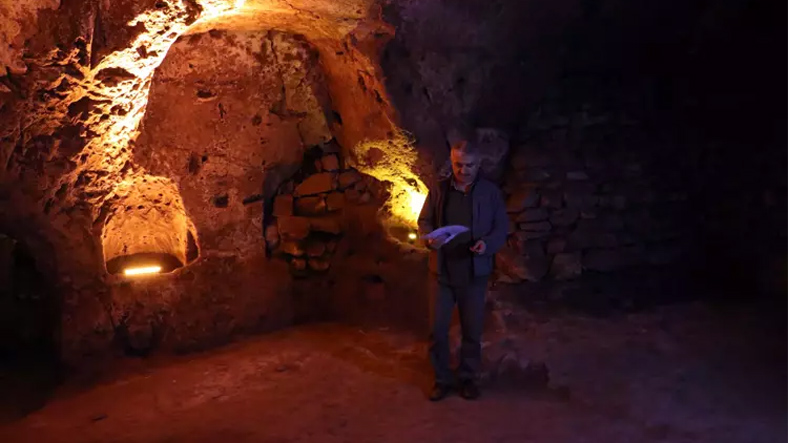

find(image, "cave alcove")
[101,176,201,276]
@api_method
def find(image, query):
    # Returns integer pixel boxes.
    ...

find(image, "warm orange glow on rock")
[190,0,248,29]
[407,189,427,222]
[0,0,439,365]
[83,0,248,165]
[353,130,428,227]
[185,0,372,39]
[49,0,244,272]
[5,0,425,274]
[101,175,199,275]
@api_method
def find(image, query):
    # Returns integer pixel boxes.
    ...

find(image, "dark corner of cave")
[0,0,785,441]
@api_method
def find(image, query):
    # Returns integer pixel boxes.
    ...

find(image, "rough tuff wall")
[0,0,419,365]
[134,30,330,255]
[103,29,337,355]
[0,0,60,76]
[0,0,784,364]
[0,0,217,364]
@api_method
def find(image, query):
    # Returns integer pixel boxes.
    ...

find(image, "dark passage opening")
[0,236,62,423]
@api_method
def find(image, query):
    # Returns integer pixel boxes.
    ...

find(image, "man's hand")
[425,234,449,250]
[470,240,487,255]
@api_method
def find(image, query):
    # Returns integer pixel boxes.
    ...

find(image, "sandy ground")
[0,300,785,443]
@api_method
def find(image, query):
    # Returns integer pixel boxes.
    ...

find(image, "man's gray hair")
[450,138,481,156]
[447,126,479,153]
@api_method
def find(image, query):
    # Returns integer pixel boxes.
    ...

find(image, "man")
[418,139,508,401]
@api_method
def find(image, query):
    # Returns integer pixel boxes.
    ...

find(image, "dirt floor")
[0,300,785,443]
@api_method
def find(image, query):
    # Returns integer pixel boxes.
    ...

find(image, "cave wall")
[135,29,331,254]
[101,29,338,355]
[0,0,784,365]
[381,0,787,301]
[493,107,695,309]
[0,0,59,77]
[0,0,409,366]
[381,0,581,158]
[261,146,431,330]
[1,0,223,365]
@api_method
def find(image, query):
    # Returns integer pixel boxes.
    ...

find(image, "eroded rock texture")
[0,0,784,367]
[135,30,330,255]
[0,0,424,365]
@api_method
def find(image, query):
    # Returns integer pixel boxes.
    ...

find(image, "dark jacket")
[418,177,508,277]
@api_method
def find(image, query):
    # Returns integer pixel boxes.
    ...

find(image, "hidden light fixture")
[124,265,162,276]
[407,190,427,222]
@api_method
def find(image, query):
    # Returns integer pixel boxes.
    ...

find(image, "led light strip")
[124,266,162,276]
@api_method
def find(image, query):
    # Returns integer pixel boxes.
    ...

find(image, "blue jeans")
[429,278,488,384]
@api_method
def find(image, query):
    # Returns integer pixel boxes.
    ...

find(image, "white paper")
[422,225,470,247]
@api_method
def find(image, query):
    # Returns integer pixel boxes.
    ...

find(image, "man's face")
[450,148,480,185]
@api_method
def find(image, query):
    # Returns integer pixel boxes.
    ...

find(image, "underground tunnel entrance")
[0,234,61,422]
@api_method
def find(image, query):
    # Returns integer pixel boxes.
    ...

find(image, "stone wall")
[265,144,431,330]
[267,147,363,276]
[495,107,686,286]
[381,0,786,302]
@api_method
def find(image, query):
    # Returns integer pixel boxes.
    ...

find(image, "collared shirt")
[451,177,474,193]
[441,176,475,285]
[418,174,508,280]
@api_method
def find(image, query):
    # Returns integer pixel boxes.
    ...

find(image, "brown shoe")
[459,380,480,400]
[428,383,452,402]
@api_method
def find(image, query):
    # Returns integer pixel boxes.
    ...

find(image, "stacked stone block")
[265,151,375,275]
[495,108,686,285]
